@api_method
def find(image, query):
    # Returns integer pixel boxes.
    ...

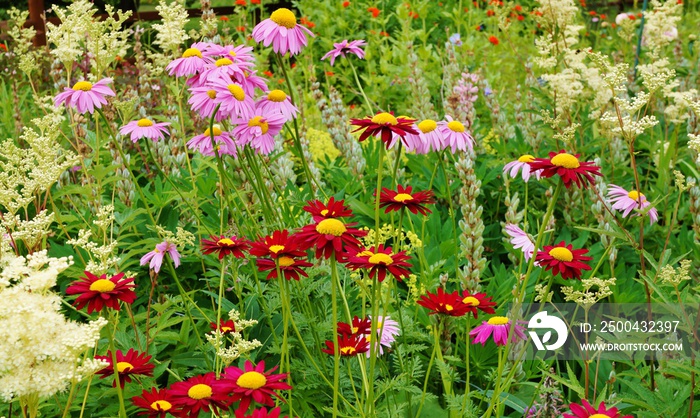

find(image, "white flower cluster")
[6,8,39,75]
[659,260,692,286]
[562,277,616,310]
[643,0,682,57]
[0,210,54,251]
[206,309,262,365]
[152,0,190,57]
[0,251,108,403]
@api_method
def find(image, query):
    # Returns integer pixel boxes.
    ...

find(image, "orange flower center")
[247,116,269,134]
[518,154,535,163]
[217,238,235,246]
[278,256,295,267]
[227,84,246,101]
[550,153,580,169]
[150,400,172,411]
[137,118,154,127]
[417,119,437,133]
[393,193,414,202]
[270,8,297,29]
[371,112,398,125]
[487,316,509,325]
[236,371,268,389]
[315,218,347,236]
[182,48,202,58]
[548,247,573,262]
[267,89,287,102]
[187,384,212,399]
[116,361,133,373]
[89,279,116,293]
[72,81,93,91]
[368,253,393,265]
[462,296,480,306]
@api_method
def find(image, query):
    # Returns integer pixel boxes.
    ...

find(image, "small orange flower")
[236,25,246,31]
[408,11,419,18]
[251,0,260,3]
[0,43,6,51]
[487,9,495,16]
[220,15,229,21]
[600,13,607,19]
[367,6,380,17]
[326,71,335,76]
[235,0,246,5]
[263,70,273,77]
[589,10,596,16]
[379,31,389,37]
[517,14,524,20]
[300,16,315,29]
[343,0,350,6]
[514,4,522,11]
[488,35,499,45]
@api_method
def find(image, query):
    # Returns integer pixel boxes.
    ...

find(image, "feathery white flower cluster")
[0,251,107,405]
[155,225,195,249]
[659,260,691,286]
[152,0,190,57]
[562,277,616,310]
[206,309,262,365]
[643,0,682,57]
[6,8,39,75]
[0,210,54,251]
[66,205,120,275]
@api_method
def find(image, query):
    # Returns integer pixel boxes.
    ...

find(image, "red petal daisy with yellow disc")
[350,112,418,149]
[416,287,470,316]
[131,387,181,418]
[460,290,497,319]
[379,184,436,215]
[535,241,593,280]
[213,360,292,414]
[345,244,412,282]
[210,318,237,334]
[322,334,370,357]
[201,234,251,259]
[337,316,372,337]
[256,255,313,280]
[303,197,353,222]
[169,372,231,417]
[295,217,367,261]
[563,399,633,418]
[65,271,136,314]
[95,349,154,388]
[249,229,307,259]
[528,150,602,189]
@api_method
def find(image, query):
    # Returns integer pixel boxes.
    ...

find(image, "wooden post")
[28,0,47,46]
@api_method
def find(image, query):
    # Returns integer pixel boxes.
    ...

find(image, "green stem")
[331,257,341,418]
[348,60,374,114]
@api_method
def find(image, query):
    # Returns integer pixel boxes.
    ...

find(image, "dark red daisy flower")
[322,334,370,356]
[95,349,154,388]
[303,197,353,222]
[345,245,412,282]
[460,290,497,319]
[379,185,435,215]
[256,256,313,281]
[65,271,136,314]
[131,387,181,418]
[416,288,470,316]
[563,399,633,418]
[350,112,418,149]
[236,407,284,418]
[249,229,307,259]
[201,234,251,259]
[169,372,231,418]
[210,319,236,334]
[528,150,602,189]
[213,360,292,414]
[337,316,372,336]
[295,218,367,261]
[535,241,592,280]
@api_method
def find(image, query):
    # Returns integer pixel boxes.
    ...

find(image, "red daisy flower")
[213,360,292,414]
[460,290,497,319]
[350,112,418,149]
[237,407,284,418]
[379,185,435,215]
[249,229,307,259]
[416,288,470,316]
[367,6,380,17]
[322,334,370,356]
[201,235,251,259]
[535,241,593,280]
[210,319,236,334]
[295,218,367,261]
[564,399,633,418]
[337,316,372,336]
[303,197,353,222]
[528,150,602,189]
[345,245,412,282]
[169,372,231,418]
[95,349,154,388]
[132,387,181,418]
[488,35,499,45]
[65,271,136,314]
[256,256,313,280]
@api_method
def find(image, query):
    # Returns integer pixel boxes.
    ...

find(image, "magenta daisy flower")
[166,46,213,77]
[503,154,541,182]
[204,44,256,65]
[231,112,286,155]
[403,119,444,154]
[211,78,255,119]
[607,185,659,224]
[213,360,292,414]
[187,125,238,157]
[321,39,367,66]
[199,56,248,82]
[535,241,592,280]
[119,118,171,143]
[255,90,299,122]
[350,112,418,149]
[65,271,136,314]
[140,241,181,273]
[504,223,536,261]
[169,373,231,417]
[470,316,527,346]
[188,85,226,121]
[54,78,115,114]
[252,8,315,56]
[564,399,632,418]
[240,71,270,97]
[366,315,400,357]
[438,116,474,152]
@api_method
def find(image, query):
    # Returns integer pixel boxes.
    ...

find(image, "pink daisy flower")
[403,119,444,154]
[607,185,659,224]
[187,125,238,157]
[504,223,536,261]
[204,44,256,66]
[140,241,181,273]
[503,154,542,182]
[199,56,248,83]
[321,39,367,66]
[252,8,315,56]
[119,118,171,143]
[211,78,255,119]
[188,85,226,121]
[470,316,527,346]
[54,78,115,114]
[255,90,299,122]
[366,315,400,357]
[231,112,286,155]
[166,46,213,77]
[438,115,474,153]
[239,71,270,97]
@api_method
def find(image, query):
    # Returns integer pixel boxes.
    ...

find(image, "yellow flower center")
[269,244,285,254]
[550,153,580,169]
[207,89,217,99]
[462,296,480,306]
[368,253,394,265]
[340,346,357,355]
[89,279,116,293]
[217,238,235,246]
[236,371,268,389]
[518,154,535,163]
[227,84,246,101]
[352,326,359,333]
[320,209,329,216]
[357,250,374,257]
[137,118,153,127]
[440,303,454,311]
[627,190,643,200]
[371,112,398,125]
[270,8,298,29]
[393,193,414,202]
[187,384,212,400]
[215,58,233,67]
[315,218,347,236]
[447,120,466,133]
[150,400,172,411]
[549,247,573,262]
[267,89,287,102]
[182,48,202,58]
[204,126,223,137]
[589,415,610,418]
[72,81,93,91]
[417,119,437,133]
[278,256,295,267]
[228,51,237,57]
[116,361,133,373]
[221,326,232,332]
[247,116,269,134]
[487,316,510,325]
[365,334,372,343]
